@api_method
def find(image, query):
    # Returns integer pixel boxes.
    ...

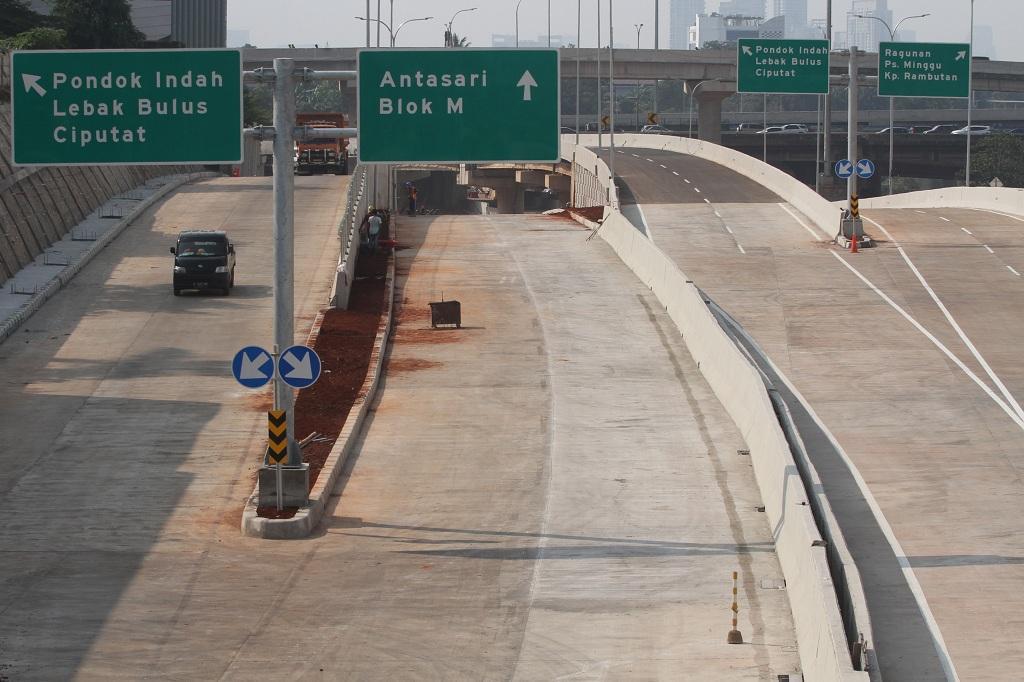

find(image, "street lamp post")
[855,12,930,195]
[596,0,602,149]
[608,0,615,190]
[445,7,476,47]
[967,0,975,187]
[576,0,581,146]
[515,0,524,48]
[634,24,643,133]
[356,16,433,47]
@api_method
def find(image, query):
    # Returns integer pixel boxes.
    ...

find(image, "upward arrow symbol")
[517,70,538,101]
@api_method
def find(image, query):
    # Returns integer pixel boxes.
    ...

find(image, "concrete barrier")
[858,186,1024,215]
[568,133,838,240]
[330,166,368,309]
[242,242,396,539]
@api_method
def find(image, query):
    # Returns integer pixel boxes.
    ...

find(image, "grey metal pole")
[366,0,371,47]
[654,0,659,49]
[848,46,859,208]
[823,0,832,187]
[516,0,523,47]
[548,0,551,47]
[272,58,299,465]
[815,94,822,194]
[635,24,642,133]
[597,0,603,148]
[609,0,616,186]
[966,0,974,187]
[888,96,894,194]
[376,0,381,46]
[576,0,581,145]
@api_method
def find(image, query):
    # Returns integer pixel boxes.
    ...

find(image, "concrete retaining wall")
[571,133,839,240]
[0,104,202,282]
[329,165,368,309]
[859,186,1024,215]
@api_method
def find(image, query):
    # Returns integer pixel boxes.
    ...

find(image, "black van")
[170,230,235,295]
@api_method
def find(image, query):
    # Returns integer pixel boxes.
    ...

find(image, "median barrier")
[858,186,1024,215]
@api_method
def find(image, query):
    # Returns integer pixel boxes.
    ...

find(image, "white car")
[757,126,786,134]
[951,125,991,136]
[640,124,673,135]
[780,124,810,134]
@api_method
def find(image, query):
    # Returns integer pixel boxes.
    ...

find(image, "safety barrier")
[858,186,1024,216]
[563,137,875,680]
[329,165,368,309]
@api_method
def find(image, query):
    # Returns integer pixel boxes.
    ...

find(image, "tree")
[1,26,68,50]
[243,87,272,126]
[447,32,470,48]
[51,0,144,49]
[0,0,50,38]
[963,134,1024,188]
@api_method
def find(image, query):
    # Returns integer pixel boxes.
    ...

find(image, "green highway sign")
[878,42,971,98]
[11,49,242,166]
[358,49,559,163]
[737,39,829,94]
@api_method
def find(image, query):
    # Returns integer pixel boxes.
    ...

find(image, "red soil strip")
[568,206,606,223]
[256,249,389,519]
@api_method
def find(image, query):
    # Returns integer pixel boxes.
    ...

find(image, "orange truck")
[295,112,349,175]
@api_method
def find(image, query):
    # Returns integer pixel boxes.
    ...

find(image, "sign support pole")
[272,57,299,466]
[847,47,858,214]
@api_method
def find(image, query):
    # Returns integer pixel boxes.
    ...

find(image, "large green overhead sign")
[11,49,243,166]
[357,48,560,163]
[737,39,830,94]
[878,42,971,98]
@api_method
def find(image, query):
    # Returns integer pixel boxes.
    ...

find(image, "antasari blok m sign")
[358,48,560,163]
[11,48,242,166]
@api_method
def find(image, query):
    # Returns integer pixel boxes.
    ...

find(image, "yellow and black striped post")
[267,410,287,465]
[727,571,744,644]
[850,193,860,219]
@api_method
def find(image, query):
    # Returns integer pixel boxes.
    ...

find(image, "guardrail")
[562,138,618,210]
[563,137,876,680]
[858,186,1024,215]
[330,165,368,309]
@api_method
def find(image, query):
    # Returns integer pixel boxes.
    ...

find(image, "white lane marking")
[961,227,973,235]
[1009,266,1022,277]
[694,187,701,193]
[864,216,1024,424]
[659,164,667,169]
[915,209,927,214]
[984,244,995,254]
[631,153,640,158]
[974,208,1024,223]
[645,157,654,162]
[617,150,625,153]
[939,216,951,222]
[724,225,734,234]
[703,198,711,204]
[829,249,1024,432]
[684,178,691,184]
[714,211,722,218]
[672,171,680,176]
[778,203,827,240]
[719,309,962,682]
[737,243,746,254]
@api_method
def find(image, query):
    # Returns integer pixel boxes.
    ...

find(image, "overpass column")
[684,80,734,144]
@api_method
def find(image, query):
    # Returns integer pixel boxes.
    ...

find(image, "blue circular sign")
[278,345,322,389]
[834,159,854,179]
[232,346,274,389]
[856,159,876,179]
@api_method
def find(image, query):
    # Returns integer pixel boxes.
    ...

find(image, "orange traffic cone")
[850,234,859,253]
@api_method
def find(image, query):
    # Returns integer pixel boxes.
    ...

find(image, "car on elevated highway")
[874,127,913,135]
[952,124,992,136]
[921,124,960,135]
[640,124,673,135]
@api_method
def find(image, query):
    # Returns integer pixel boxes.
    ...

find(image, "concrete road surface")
[606,146,1024,681]
[0,196,799,678]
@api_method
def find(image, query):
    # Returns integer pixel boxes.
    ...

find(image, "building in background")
[718,0,763,17]
[688,13,759,49]
[846,0,892,52]
[670,0,705,49]
[758,16,786,40]
[25,0,225,47]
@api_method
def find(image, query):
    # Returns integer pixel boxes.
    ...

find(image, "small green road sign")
[358,48,559,163]
[737,39,829,94]
[878,42,971,98]
[11,49,242,166]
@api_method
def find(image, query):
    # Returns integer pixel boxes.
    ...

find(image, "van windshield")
[177,240,225,257]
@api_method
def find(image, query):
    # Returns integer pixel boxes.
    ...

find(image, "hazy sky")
[227,1,1016,61]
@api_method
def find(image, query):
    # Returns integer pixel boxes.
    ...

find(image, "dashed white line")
[684,178,691,184]
[703,198,711,204]
[714,211,722,218]
[939,216,951,222]
[984,244,995,254]
[694,187,701,193]
[1009,266,1022,277]
[631,153,640,158]
[864,215,1024,424]
[724,225,734,234]
[659,164,667,169]
[778,203,827,240]
[737,244,747,254]
[961,227,973,235]
[915,210,927,214]
[672,171,680,176]
[645,158,654,162]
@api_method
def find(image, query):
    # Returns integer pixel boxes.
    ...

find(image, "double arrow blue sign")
[231,345,322,390]
[835,158,876,180]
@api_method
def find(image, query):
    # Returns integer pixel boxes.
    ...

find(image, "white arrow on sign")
[837,160,853,176]
[517,70,538,101]
[857,160,873,174]
[742,45,753,56]
[240,350,271,380]
[22,73,46,97]
[956,51,967,61]
[282,350,313,380]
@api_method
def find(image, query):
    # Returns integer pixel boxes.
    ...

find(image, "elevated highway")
[598,139,1024,680]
